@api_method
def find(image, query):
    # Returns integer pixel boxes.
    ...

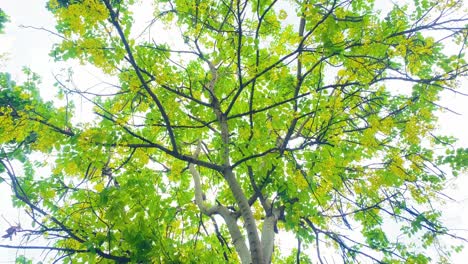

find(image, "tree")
[1,0,468,263]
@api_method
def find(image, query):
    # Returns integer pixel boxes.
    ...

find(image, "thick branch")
[261,206,281,264]
[189,143,251,263]
[224,168,264,264]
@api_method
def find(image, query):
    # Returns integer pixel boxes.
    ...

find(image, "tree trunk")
[224,169,265,264]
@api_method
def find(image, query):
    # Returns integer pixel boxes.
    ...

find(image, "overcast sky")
[0,0,468,263]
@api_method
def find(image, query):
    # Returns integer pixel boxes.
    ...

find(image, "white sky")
[0,0,467,263]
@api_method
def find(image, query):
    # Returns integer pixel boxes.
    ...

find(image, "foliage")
[0,8,8,33]
[1,0,468,263]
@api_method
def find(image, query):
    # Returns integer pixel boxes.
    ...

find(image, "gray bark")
[261,208,281,264]
[189,144,251,263]
[193,55,265,264]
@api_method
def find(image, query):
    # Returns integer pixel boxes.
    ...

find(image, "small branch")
[19,25,66,39]
[103,0,179,154]
[0,244,87,253]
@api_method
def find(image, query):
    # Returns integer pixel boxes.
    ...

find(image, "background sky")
[1,0,468,263]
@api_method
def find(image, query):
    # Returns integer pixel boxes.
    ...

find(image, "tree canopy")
[1,0,468,263]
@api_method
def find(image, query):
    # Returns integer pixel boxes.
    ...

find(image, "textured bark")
[220,208,251,264]
[225,169,265,264]
[261,208,281,264]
